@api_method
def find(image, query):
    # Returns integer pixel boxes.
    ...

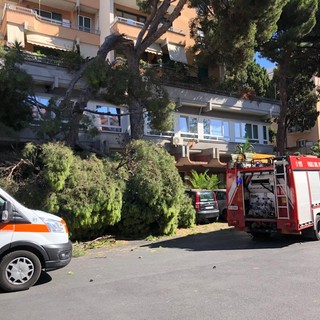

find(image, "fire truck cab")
[226,155,320,239]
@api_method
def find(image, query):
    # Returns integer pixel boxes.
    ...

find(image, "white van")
[0,187,72,292]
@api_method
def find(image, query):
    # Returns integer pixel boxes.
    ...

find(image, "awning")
[145,43,162,55]
[26,33,74,51]
[167,43,188,64]
[80,43,98,58]
[7,24,25,47]
[130,39,163,55]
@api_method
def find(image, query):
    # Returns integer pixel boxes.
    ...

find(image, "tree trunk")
[276,63,288,155]
[66,86,93,148]
[63,34,128,148]
[126,52,145,140]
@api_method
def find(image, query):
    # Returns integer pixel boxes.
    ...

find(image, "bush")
[186,169,220,190]
[0,141,195,241]
[1,143,124,241]
[120,140,195,237]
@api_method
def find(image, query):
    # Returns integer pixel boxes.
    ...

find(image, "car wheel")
[0,250,42,292]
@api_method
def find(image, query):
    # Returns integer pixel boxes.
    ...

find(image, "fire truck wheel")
[314,215,320,240]
[0,250,42,292]
[221,209,227,222]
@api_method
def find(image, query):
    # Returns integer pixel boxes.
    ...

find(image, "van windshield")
[199,192,214,201]
[0,187,28,213]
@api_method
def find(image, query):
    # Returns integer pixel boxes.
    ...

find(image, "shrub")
[186,169,220,190]
[120,140,195,237]
[2,143,124,241]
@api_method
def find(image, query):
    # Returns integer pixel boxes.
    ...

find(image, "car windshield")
[199,192,214,201]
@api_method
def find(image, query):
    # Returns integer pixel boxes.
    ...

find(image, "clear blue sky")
[254,53,276,71]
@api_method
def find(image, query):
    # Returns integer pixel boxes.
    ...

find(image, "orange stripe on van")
[0,224,15,231]
[14,224,50,233]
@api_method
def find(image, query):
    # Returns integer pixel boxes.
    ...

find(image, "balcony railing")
[22,51,64,66]
[111,16,185,35]
[2,4,100,35]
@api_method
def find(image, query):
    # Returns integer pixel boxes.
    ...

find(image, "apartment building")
[0,0,280,179]
[286,77,320,154]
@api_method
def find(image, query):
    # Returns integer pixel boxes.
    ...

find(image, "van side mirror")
[1,201,13,222]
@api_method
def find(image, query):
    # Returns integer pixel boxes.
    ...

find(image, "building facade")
[286,76,320,154]
[0,0,280,180]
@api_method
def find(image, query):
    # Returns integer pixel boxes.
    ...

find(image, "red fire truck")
[226,155,320,239]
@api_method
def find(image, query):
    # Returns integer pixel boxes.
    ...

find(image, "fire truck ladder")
[274,160,289,219]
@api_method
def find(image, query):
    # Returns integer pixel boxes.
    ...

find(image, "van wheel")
[0,250,42,292]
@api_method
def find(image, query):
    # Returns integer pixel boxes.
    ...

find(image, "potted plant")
[235,138,254,161]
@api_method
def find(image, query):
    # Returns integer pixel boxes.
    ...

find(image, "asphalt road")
[1,227,320,320]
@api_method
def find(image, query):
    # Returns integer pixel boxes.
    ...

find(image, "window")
[96,105,122,132]
[31,96,50,121]
[79,15,91,32]
[179,116,198,137]
[235,122,258,143]
[203,119,229,140]
[0,196,5,210]
[263,125,268,144]
[31,96,70,124]
[34,9,62,23]
[297,140,306,147]
[116,9,146,24]
[215,191,226,201]
[145,114,174,136]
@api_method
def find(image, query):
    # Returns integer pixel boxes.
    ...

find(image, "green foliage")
[218,60,271,97]
[3,143,124,241]
[0,141,196,240]
[286,74,319,132]
[52,154,123,240]
[137,0,153,13]
[189,0,287,72]
[120,140,195,237]
[186,170,220,190]
[35,98,71,140]
[235,138,254,154]
[41,143,74,191]
[144,73,176,132]
[178,193,196,228]
[59,50,87,71]
[0,44,34,130]
[310,140,320,157]
[259,0,319,153]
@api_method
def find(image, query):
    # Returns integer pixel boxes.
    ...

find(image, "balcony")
[1,4,100,51]
[7,0,100,13]
[111,16,186,45]
[2,4,100,34]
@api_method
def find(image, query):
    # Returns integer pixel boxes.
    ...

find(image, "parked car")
[213,189,227,221]
[185,189,219,223]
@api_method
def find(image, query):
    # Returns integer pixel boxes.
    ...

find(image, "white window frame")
[235,122,259,143]
[262,125,268,144]
[297,139,306,148]
[78,15,91,32]
[34,9,62,24]
[179,115,198,138]
[95,105,122,133]
[145,113,174,137]
[203,118,230,141]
